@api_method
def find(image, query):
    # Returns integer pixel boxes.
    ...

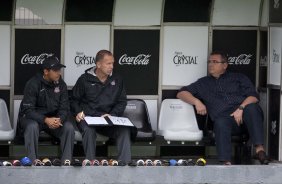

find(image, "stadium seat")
[158,99,203,142]
[123,99,156,142]
[0,98,15,142]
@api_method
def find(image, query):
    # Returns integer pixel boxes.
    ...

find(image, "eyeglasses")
[207,60,226,64]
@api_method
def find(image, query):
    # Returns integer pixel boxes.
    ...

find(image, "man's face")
[208,54,228,77]
[44,68,62,82]
[96,54,114,76]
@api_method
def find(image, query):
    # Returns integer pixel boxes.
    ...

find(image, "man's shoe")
[33,159,43,166]
[161,160,170,166]
[187,159,195,166]
[255,150,269,165]
[82,159,91,166]
[3,161,12,166]
[63,159,71,166]
[117,160,126,166]
[136,159,145,166]
[177,159,188,166]
[52,158,61,166]
[20,157,32,166]
[109,159,119,166]
[12,160,21,166]
[145,159,153,166]
[153,160,162,166]
[91,159,100,166]
[169,159,177,166]
[222,161,232,165]
[73,159,82,166]
[128,160,137,166]
[101,159,108,166]
[42,158,52,166]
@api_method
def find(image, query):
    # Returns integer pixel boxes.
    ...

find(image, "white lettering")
[21,53,53,64]
[228,54,252,65]
[118,54,150,65]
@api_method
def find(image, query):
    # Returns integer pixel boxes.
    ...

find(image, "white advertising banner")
[64,25,110,86]
[0,25,10,86]
[114,0,162,26]
[269,27,282,86]
[162,26,208,86]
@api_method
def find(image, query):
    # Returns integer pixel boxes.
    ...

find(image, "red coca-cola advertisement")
[212,30,257,84]
[114,30,160,95]
[14,29,61,95]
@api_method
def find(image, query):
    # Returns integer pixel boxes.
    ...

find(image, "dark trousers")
[213,103,264,161]
[77,120,131,163]
[20,117,75,162]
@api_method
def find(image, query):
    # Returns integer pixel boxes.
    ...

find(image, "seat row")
[0,98,203,144]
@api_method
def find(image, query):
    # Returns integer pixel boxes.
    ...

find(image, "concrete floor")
[1,163,282,184]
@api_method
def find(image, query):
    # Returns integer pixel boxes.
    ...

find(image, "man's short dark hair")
[210,51,228,63]
[95,50,113,63]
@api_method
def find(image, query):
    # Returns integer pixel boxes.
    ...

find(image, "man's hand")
[230,109,243,126]
[76,111,85,122]
[194,100,207,115]
[45,117,62,129]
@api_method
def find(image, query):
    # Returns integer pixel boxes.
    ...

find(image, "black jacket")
[19,73,70,124]
[71,67,127,117]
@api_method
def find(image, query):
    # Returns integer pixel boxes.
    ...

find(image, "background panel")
[64,25,110,86]
[114,30,160,95]
[0,25,11,86]
[212,30,257,84]
[162,26,208,86]
[14,29,61,95]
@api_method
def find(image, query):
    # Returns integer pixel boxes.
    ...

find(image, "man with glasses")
[177,51,267,165]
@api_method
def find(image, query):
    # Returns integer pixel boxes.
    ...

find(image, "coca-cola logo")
[21,53,53,64]
[274,0,280,9]
[260,56,267,66]
[272,49,280,63]
[118,54,150,65]
[228,54,252,65]
[74,52,95,67]
[173,52,198,66]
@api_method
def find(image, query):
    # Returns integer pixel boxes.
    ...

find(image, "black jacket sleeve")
[57,81,70,123]
[21,80,46,124]
[110,78,127,116]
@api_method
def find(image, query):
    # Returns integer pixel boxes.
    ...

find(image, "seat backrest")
[0,98,12,131]
[158,99,199,134]
[123,99,153,131]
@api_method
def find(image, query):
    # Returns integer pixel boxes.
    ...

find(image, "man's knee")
[243,103,263,120]
[244,103,263,114]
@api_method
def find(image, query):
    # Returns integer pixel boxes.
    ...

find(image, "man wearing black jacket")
[19,56,75,166]
[71,50,131,164]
